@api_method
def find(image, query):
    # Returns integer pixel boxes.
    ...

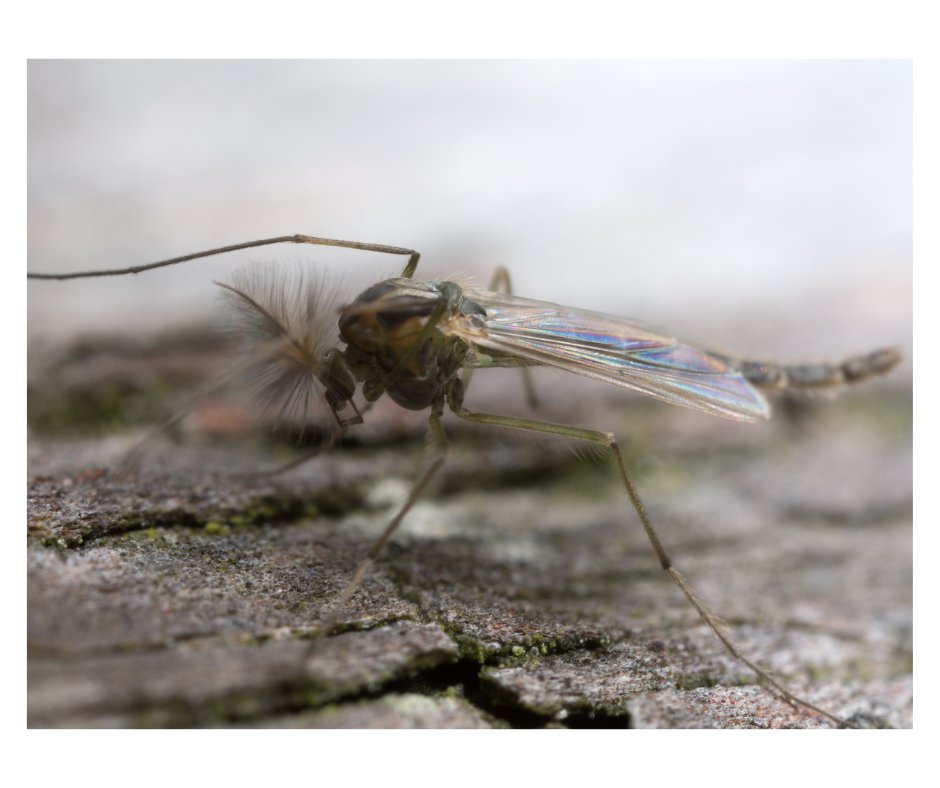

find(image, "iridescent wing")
[450,289,770,422]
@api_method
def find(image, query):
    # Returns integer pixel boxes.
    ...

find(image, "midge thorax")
[27,233,901,728]
[336,278,484,416]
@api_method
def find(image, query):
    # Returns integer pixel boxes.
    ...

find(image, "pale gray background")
[27,60,911,362]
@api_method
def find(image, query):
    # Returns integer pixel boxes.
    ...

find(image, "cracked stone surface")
[246,693,496,729]
[27,334,912,728]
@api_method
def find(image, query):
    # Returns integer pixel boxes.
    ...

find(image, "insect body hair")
[216,263,347,432]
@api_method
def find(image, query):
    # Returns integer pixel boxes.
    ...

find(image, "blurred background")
[27,60,911,363]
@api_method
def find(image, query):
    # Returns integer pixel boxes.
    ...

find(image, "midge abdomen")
[714,347,902,392]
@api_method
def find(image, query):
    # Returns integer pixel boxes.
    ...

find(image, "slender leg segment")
[462,265,540,409]
[315,410,449,635]
[26,234,422,280]
[456,406,853,727]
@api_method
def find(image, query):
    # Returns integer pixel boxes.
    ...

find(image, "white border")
[10,1,932,785]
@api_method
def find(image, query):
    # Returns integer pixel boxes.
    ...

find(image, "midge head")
[218,266,481,429]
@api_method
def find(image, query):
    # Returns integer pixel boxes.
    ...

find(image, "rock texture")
[27,334,912,728]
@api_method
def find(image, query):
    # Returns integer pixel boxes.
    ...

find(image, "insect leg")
[462,265,540,408]
[316,409,449,635]
[26,234,422,280]
[454,406,853,728]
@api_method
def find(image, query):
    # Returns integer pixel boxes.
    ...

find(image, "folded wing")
[451,290,770,422]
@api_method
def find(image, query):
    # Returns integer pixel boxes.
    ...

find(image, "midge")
[29,233,900,727]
